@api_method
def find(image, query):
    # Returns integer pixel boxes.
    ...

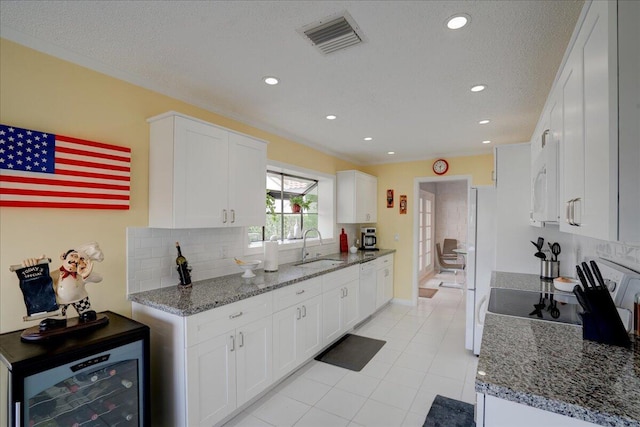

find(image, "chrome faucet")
[302,228,323,262]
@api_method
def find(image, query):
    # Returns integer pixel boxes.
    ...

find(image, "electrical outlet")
[394,233,399,241]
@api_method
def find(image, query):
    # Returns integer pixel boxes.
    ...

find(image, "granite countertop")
[128,249,395,316]
[477,271,640,426]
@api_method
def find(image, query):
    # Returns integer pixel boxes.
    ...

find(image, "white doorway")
[413,175,472,303]
[418,190,435,282]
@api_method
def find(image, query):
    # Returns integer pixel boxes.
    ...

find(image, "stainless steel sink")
[296,259,345,269]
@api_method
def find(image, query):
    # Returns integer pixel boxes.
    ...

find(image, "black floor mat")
[314,333,386,371]
[423,395,476,427]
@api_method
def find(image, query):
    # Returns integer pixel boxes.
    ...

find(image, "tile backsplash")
[126,225,357,294]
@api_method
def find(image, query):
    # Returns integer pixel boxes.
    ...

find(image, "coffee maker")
[360,227,378,251]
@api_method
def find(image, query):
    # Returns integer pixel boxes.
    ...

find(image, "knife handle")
[576,265,590,290]
[590,261,606,290]
[581,262,598,289]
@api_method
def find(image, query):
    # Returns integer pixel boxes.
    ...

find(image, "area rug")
[419,288,439,298]
[423,395,475,427]
[315,334,386,371]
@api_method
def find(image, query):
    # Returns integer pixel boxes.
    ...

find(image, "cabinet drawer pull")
[223,209,228,223]
[297,307,301,320]
[238,331,244,347]
[230,335,235,352]
[302,305,307,318]
[296,290,305,295]
[229,311,243,319]
[231,209,236,223]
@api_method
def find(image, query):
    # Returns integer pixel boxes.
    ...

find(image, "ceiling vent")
[298,11,364,55]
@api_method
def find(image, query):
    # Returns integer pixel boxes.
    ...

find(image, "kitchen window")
[246,163,335,251]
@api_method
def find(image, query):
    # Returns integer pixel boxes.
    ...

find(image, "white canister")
[264,241,279,272]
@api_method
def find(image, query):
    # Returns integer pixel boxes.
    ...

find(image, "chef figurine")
[22,242,104,329]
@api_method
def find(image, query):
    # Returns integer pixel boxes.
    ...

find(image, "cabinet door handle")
[296,289,305,295]
[230,335,235,352]
[341,288,346,298]
[229,311,243,319]
[238,331,244,348]
[297,307,301,320]
[231,209,236,223]
[302,305,307,318]
[14,402,20,427]
[572,198,581,226]
[566,200,573,225]
[223,209,228,223]
[345,287,348,297]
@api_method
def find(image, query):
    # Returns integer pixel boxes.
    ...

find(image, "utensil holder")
[540,260,560,279]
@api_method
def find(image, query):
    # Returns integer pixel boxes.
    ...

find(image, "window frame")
[244,161,336,255]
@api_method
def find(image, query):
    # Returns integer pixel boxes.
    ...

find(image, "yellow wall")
[0,39,494,333]
[364,155,494,300]
[0,39,358,333]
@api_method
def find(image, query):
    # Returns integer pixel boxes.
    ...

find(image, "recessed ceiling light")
[263,76,279,85]
[387,151,395,155]
[471,84,487,92]
[482,140,492,144]
[326,115,337,120]
[479,119,491,125]
[364,137,373,141]
[446,14,470,30]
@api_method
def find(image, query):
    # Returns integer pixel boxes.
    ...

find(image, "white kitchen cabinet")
[375,254,394,309]
[477,393,598,427]
[272,278,323,380]
[337,170,378,223]
[131,292,273,427]
[556,1,618,240]
[322,266,360,343]
[148,112,267,228]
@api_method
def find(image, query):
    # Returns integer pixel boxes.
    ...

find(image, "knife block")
[578,288,631,348]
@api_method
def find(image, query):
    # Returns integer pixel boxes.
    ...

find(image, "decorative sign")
[386,189,394,208]
[0,124,131,209]
[399,195,407,214]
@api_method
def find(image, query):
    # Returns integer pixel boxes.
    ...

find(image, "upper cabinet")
[532,0,639,242]
[148,112,267,228]
[336,170,378,224]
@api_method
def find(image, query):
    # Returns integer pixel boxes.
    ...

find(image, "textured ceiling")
[0,1,584,165]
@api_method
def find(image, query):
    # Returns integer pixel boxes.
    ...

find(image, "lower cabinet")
[477,393,599,427]
[272,294,323,380]
[322,266,360,344]
[375,254,394,309]
[131,259,395,427]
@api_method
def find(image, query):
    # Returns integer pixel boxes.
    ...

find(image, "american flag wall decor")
[0,124,131,210]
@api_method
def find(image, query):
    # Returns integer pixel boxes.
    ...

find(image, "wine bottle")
[175,242,192,287]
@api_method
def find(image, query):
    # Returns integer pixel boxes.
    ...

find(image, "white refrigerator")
[465,186,497,355]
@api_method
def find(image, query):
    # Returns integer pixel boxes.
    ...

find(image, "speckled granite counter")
[477,271,640,426]
[128,250,394,316]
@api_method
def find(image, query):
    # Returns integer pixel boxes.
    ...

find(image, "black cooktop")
[488,288,584,325]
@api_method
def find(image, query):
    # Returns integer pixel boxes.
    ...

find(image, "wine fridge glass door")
[23,340,145,426]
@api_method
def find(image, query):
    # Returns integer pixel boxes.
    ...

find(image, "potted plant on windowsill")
[289,195,311,213]
[266,191,277,220]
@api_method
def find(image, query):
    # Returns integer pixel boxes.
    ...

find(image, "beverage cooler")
[0,311,149,427]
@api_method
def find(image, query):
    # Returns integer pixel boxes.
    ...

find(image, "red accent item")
[60,266,77,279]
[340,228,348,253]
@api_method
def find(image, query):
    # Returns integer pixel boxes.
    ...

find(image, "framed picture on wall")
[387,189,394,208]
[399,195,407,214]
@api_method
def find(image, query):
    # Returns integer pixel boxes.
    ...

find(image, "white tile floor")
[224,287,478,427]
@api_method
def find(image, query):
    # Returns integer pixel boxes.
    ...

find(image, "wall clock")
[432,158,449,175]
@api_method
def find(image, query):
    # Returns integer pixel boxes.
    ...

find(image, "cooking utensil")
[590,260,606,290]
[581,262,598,289]
[548,242,561,262]
[535,251,547,260]
[537,237,544,250]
